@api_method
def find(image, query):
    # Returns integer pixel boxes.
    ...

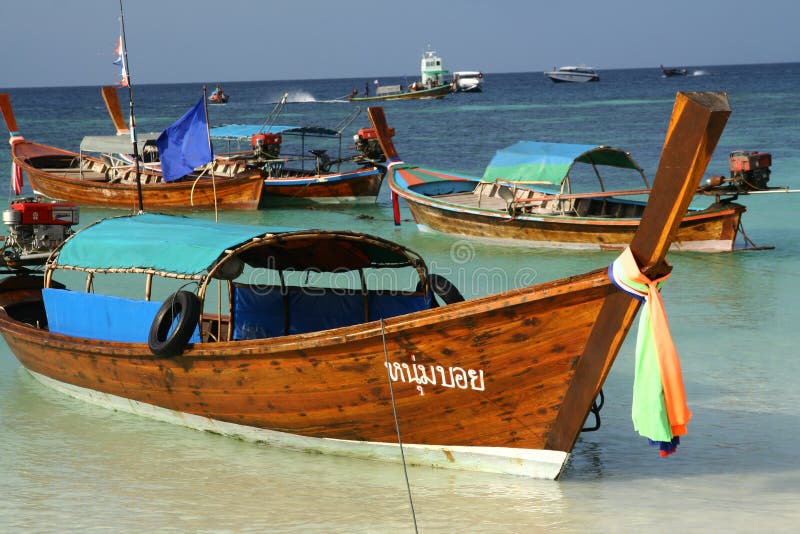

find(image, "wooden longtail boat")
[0,94,264,211]
[372,108,745,252]
[0,92,730,479]
[101,86,388,204]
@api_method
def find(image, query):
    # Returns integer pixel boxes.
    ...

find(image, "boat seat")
[212,162,246,177]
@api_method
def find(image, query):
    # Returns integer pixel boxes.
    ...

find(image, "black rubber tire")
[428,273,464,305]
[148,291,202,357]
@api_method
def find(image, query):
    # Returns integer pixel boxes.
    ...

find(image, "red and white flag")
[113,36,129,87]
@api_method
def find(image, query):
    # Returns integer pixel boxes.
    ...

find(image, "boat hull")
[544,70,599,83]
[0,271,627,480]
[28,371,568,478]
[347,84,453,102]
[15,141,264,210]
[403,195,744,252]
[261,166,384,204]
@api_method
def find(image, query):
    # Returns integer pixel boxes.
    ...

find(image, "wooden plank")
[366,108,399,160]
[101,86,129,135]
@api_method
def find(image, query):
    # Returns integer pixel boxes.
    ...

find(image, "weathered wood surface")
[1,272,613,449]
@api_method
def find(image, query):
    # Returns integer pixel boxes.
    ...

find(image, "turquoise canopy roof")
[482,141,644,186]
[55,214,295,276]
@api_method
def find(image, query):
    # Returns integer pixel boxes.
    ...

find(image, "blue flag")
[156,97,212,182]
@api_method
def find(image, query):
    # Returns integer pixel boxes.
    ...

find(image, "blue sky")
[1,0,797,88]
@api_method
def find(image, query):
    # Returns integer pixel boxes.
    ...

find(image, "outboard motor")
[2,199,79,266]
[251,133,282,160]
[705,150,772,192]
[353,127,394,162]
[728,150,771,190]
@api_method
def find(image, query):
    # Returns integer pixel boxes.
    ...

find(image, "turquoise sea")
[1,64,800,532]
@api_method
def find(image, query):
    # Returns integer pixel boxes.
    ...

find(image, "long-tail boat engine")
[704,150,772,192]
[353,127,394,162]
[1,199,79,266]
[250,133,282,161]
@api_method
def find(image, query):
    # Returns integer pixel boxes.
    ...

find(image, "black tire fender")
[148,291,202,357]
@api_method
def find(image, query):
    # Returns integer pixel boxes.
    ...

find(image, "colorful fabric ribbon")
[608,247,691,457]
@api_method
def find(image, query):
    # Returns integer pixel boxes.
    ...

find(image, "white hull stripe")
[29,371,569,479]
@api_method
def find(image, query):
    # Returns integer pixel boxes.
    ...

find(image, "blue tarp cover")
[232,284,430,340]
[42,288,199,344]
[56,214,296,276]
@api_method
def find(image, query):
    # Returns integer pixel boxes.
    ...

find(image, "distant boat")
[347,48,453,102]
[660,65,688,77]
[544,66,599,83]
[209,85,229,104]
[452,71,484,92]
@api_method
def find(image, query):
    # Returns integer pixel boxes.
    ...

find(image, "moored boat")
[0,91,729,479]
[371,98,746,252]
[0,94,263,211]
[209,108,390,205]
[98,87,388,205]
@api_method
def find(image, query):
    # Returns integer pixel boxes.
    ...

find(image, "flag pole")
[118,0,144,213]
[201,86,219,222]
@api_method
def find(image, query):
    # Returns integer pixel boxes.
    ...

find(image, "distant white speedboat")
[453,71,484,92]
[544,66,599,83]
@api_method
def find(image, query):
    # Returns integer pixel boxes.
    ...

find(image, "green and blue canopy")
[482,142,644,186]
[54,214,418,277]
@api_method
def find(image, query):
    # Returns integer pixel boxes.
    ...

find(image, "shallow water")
[1,64,800,531]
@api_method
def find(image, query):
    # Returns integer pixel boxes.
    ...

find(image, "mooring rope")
[380,318,418,533]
